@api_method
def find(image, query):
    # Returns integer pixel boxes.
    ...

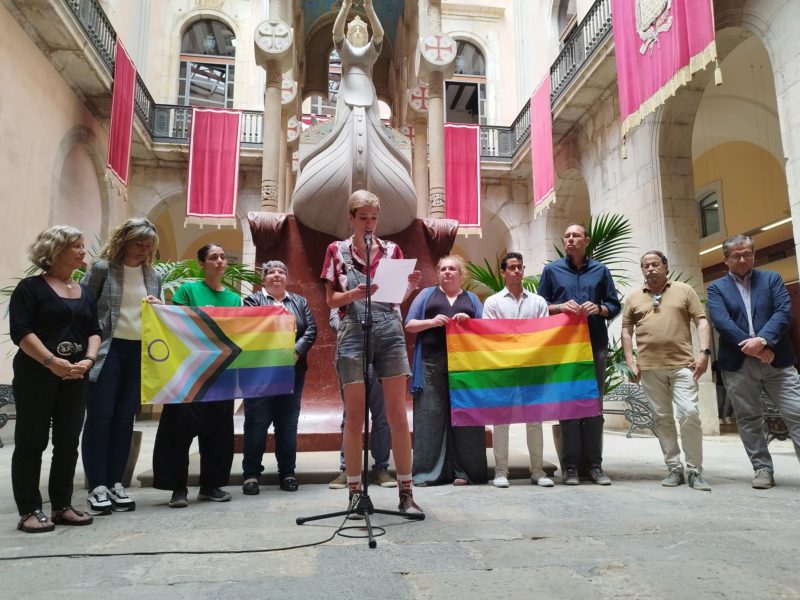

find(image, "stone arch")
[50,125,107,243]
[546,167,591,262]
[656,23,794,281]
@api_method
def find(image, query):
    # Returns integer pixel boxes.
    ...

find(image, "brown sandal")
[52,506,94,526]
[17,509,55,533]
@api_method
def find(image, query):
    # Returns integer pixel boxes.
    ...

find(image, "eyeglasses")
[652,293,662,310]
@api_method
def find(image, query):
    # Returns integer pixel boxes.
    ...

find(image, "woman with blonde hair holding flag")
[81,217,162,514]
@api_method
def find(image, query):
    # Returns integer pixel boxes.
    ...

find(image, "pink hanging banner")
[106,41,136,186]
[444,123,481,235]
[530,75,555,214]
[186,108,243,228]
[612,0,717,139]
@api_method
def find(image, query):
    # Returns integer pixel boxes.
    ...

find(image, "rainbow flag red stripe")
[446,313,601,426]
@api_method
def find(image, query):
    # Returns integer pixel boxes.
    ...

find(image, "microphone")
[364,233,372,247]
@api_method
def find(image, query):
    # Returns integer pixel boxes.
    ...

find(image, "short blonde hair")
[98,217,159,267]
[437,254,466,283]
[28,225,84,270]
[347,190,380,215]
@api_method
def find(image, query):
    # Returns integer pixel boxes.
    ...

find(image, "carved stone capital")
[261,181,279,211]
[254,19,293,70]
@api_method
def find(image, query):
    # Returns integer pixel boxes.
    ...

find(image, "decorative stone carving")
[281,77,297,105]
[261,181,279,209]
[248,211,288,251]
[254,19,293,69]
[408,85,429,113]
[422,218,459,256]
[417,33,457,80]
[429,192,446,209]
[286,116,300,143]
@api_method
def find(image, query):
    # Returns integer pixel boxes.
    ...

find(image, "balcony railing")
[61,0,611,159]
[550,0,612,103]
[481,0,612,160]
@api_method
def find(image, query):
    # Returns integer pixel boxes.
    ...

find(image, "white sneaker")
[87,485,113,515]
[492,475,510,488]
[109,483,136,512]
[533,476,555,487]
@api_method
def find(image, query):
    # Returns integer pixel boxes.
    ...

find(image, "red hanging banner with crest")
[612,0,717,139]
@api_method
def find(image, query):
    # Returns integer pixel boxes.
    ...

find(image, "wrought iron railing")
[550,0,612,103]
[481,0,612,159]
[64,0,115,71]
[61,0,611,158]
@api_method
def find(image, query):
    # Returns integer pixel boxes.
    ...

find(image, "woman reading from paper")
[151,243,241,509]
[405,255,487,486]
[321,190,422,516]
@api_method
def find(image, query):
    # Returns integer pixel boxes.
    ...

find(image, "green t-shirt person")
[171,280,241,308]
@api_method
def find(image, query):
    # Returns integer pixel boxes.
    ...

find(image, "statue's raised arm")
[364,0,384,46]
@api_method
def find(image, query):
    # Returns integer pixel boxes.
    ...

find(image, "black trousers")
[152,400,234,491]
[12,353,87,515]
[560,349,607,472]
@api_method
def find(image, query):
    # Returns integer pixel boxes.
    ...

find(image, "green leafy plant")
[465,257,539,297]
[554,213,635,286]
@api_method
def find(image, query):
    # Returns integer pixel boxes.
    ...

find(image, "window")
[178,20,236,108]
[696,181,724,241]
[699,192,721,237]
[446,41,487,125]
[557,0,578,45]
[304,50,341,118]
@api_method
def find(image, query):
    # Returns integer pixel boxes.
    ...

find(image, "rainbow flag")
[447,313,601,425]
[141,302,296,404]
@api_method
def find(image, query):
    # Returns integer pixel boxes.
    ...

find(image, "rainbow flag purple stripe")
[446,314,601,426]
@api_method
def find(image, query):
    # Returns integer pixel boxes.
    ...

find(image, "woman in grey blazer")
[81,218,162,514]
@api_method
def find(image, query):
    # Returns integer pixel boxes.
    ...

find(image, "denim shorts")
[336,314,411,385]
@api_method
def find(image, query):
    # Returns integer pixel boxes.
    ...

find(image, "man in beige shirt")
[621,251,712,491]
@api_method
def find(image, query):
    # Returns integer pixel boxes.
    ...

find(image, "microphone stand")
[296,233,423,547]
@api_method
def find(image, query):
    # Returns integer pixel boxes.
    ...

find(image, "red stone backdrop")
[245,215,457,450]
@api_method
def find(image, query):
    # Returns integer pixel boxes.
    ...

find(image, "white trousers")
[492,422,545,479]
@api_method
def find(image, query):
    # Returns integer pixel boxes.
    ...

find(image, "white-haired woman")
[9,225,101,532]
[241,260,317,495]
[81,217,162,514]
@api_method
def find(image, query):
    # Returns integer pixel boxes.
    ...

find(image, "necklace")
[46,274,73,289]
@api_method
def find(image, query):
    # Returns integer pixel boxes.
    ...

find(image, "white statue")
[292,0,417,239]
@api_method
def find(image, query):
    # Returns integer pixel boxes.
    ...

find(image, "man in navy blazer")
[707,234,800,489]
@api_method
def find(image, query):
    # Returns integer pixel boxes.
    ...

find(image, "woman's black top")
[9,275,101,361]
[420,287,476,356]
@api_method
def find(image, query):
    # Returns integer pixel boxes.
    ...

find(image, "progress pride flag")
[612,0,716,138]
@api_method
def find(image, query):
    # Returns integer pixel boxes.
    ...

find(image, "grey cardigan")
[81,259,162,381]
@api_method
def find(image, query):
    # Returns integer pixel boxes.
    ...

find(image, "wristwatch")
[701,348,711,356]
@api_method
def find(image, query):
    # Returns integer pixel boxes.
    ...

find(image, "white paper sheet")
[371,258,417,304]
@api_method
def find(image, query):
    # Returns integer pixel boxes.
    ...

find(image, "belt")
[343,313,399,324]
[55,341,84,356]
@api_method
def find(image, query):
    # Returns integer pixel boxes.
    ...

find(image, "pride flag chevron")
[141,302,296,404]
[446,313,601,426]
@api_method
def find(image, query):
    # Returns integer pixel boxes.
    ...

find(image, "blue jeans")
[82,339,142,488]
[242,372,305,480]
[337,365,391,471]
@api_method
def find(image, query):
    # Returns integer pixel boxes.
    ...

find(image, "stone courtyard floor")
[1,421,799,599]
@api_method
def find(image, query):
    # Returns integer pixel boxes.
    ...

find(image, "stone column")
[417,0,456,219]
[254,15,294,211]
[261,67,282,211]
[413,115,429,218]
[426,73,446,218]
